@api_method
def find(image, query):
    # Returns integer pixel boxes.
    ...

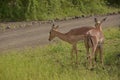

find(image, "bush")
[0,0,119,21]
[106,0,120,7]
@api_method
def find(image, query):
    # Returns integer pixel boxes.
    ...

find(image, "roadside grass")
[0,27,120,80]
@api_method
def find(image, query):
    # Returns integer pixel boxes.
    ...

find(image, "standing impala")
[48,24,95,64]
[85,17,107,69]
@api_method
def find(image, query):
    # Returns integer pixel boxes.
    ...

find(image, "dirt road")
[0,14,120,51]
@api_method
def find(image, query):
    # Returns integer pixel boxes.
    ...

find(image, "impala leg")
[95,46,99,63]
[90,44,97,69]
[88,36,97,69]
[74,44,78,64]
[86,47,90,67]
[99,44,104,68]
[87,47,94,69]
[86,45,91,68]
[72,44,78,64]
[84,39,90,68]
[71,46,74,64]
[93,45,98,68]
[89,52,93,69]
[88,47,93,69]
[86,46,90,60]
[84,39,90,60]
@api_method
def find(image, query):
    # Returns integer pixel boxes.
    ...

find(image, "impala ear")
[103,17,107,21]
[101,17,107,23]
[94,18,98,23]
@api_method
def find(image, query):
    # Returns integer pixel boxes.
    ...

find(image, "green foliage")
[0,0,119,21]
[0,27,119,80]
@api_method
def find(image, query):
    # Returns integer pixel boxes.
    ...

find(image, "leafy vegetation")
[0,0,119,21]
[0,27,119,80]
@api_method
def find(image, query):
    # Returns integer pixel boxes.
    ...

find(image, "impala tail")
[86,34,94,48]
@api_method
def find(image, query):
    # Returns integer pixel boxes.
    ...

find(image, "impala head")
[48,24,59,41]
[94,17,107,28]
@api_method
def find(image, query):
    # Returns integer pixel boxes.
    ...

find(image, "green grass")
[0,27,120,80]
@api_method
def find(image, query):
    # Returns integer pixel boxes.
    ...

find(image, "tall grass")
[0,27,120,80]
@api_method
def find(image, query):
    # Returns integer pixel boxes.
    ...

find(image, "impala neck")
[96,25,102,31]
[53,30,69,42]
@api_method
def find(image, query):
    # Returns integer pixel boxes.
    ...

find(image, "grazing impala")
[48,24,95,64]
[85,17,107,69]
